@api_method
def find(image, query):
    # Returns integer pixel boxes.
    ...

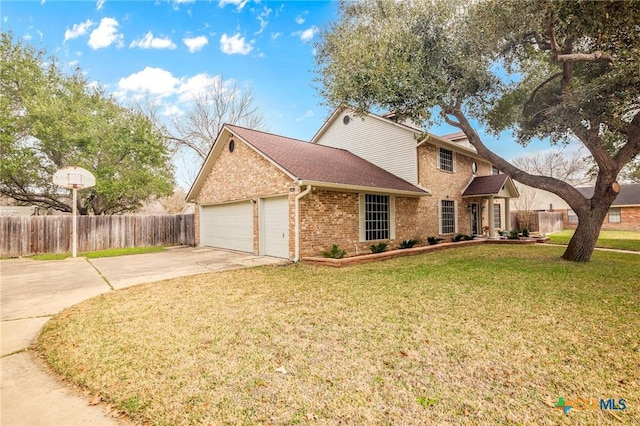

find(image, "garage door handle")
[282,232,285,238]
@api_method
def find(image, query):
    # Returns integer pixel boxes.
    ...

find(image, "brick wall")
[297,189,439,257]
[194,132,294,254]
[561,206,640,232]
[417,144,496,237]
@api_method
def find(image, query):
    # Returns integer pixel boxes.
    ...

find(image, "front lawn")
[548,229,640,251]
[38,245,639,425]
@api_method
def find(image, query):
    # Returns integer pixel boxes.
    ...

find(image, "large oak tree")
[1,33,174,215]
[316,0,640,262]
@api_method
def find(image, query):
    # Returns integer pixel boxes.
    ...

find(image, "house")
[565,184,640,231]
[186,109,519,260]
[511,183,640,232]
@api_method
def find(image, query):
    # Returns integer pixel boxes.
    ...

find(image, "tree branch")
[524,72,562,109]
[445,108,589,212]
[556,51,613,63]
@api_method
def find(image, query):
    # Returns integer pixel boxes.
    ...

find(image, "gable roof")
[462,174,520,198]
[187,124,428,201]
[310,107,423,145]
[576,184,640,206]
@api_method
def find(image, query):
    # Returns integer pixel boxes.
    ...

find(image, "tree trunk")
[562,207,609,262]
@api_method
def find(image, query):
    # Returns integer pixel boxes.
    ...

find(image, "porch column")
[488,195,495,238]
[504,197,511,232]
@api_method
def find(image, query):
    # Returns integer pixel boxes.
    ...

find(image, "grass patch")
[37,245,640,425]
[31,246,166,261]
[549,229,640,251]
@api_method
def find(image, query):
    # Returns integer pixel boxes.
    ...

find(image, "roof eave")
[298,180,430,197]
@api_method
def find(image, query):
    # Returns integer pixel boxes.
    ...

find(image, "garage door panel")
[202,202,253,253]
[261,196,289,259]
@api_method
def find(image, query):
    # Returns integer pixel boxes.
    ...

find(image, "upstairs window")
[438,148,454,172]
[567,209,578,224]
[492,165,500,175]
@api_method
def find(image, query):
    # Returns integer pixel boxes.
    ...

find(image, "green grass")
[31,246,166,260]
[548,229,640,251]
[37,245,640,425]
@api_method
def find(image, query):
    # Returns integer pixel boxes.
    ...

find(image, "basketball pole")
[72,186,77,258]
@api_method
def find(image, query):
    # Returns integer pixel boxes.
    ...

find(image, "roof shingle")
[462,174,510,197]
[227,125,426,195]
[576,184,640,206]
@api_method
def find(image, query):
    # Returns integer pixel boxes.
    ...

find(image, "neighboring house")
[512,183,640,232]
[565,184,640,231]
[186,109,519,260]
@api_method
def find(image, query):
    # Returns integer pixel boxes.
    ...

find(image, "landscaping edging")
[302,238,544,267]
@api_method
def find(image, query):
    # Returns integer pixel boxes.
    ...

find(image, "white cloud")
[220,33,253,55]
[255,6,271,35]
[296,110,314,122]
[88,17,123,49]
[130,32,177,50]
[295,16,305,25]
[176,73,224,102]
[116,68,227,106]
[183,35,208,53]
[117,67,179,97]
[298,26,318,43]
[96,0,105,10]
[64,19,94,41]
[271,32,282,40]
[162,105,185,117]
[218,0,248,10]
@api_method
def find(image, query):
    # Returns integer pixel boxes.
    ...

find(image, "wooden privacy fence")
[0,214,194,258]
[512,211,564,234]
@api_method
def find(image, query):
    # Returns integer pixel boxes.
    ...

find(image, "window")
[608,208,621,223]
[440,200,456,234]
[493,204,501,229]
[438,148,454,172]
[567,209,578,224]
[364,194,389,240]
[492,165,500,175]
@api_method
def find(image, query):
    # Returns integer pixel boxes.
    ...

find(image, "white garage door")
[261,196,289,258]
[201,202,253,253]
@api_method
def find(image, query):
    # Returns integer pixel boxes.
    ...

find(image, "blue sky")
[2,0,560,187]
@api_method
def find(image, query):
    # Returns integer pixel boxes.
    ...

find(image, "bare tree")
[511,150,593,187]
[171,78,266,161]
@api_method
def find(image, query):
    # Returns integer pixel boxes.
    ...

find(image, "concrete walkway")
[0,247,283,425]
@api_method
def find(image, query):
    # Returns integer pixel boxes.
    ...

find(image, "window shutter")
[389,196,396,240]
[436,148,441,170]
[452,151,457,172]
[438,200,443,234]
[453,200,458,233]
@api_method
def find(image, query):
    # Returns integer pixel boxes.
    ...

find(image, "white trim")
[297,180,429,197]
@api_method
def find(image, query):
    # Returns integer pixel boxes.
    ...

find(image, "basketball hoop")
[53,167,96,258]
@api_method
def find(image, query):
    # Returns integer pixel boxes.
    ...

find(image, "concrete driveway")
[0,246,283,425]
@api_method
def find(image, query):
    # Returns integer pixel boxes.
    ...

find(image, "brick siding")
[561,206,640,232]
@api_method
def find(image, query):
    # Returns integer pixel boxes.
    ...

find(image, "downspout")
[294,184,312,262]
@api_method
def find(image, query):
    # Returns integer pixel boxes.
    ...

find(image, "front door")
[470,203,481,235]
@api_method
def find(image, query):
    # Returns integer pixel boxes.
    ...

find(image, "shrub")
[463,234,474,241]
[399,239,419,249]
[508,230,520,240]
[322,244,347,259]
[370,242,388,253]
[427,236,443,245]
[522,228,529,238]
